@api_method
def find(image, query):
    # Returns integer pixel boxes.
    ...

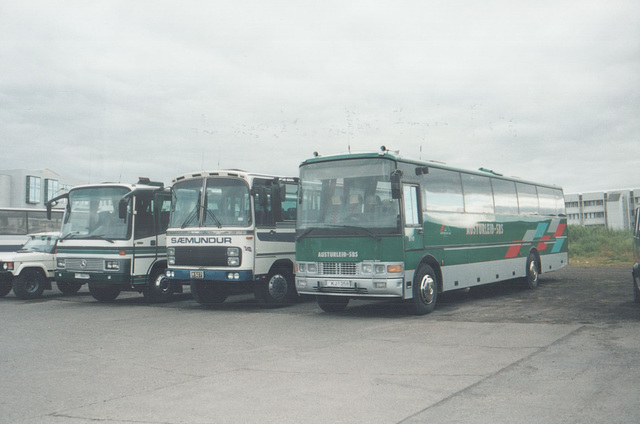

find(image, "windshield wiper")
[181,197,202,228]
[326,225,381,241]
[59,231,80,241]
[205,209,222,228]
[296,227,317,241]
[87,234,115,243]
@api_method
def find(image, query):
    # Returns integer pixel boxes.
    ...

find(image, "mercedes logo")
[81,260,87,269]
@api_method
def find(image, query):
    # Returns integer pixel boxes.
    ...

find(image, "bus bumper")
[295,276,405,297]
[166,269,254,283]
[55,270,130,284]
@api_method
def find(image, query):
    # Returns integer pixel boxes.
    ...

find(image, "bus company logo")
[466,223,504,236]
[317,251,358,258]
[170,236,232,244]
[439,225,451,236]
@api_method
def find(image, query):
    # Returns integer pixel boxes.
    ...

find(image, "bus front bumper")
[166,269,254,283]
[295,276,405,297]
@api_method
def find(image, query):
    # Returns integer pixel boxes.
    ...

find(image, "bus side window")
[492,179,519,215]
[423,168,464,213]
[461,174,494,214]
[516,183,539,214]
[403,185,421,226]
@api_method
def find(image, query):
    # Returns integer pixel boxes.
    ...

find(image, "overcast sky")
[1,0,639,194]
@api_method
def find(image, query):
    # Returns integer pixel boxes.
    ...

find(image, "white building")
[565,189,640,230]
[0,168,84,209]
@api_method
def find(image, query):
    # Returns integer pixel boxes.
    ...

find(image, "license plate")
[75,273,90,280]
[325,280,352,288]
[190,271,204,279]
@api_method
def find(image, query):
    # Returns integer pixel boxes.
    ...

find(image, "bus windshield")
[298,158,400,234]
[61,187,131,240]
[170,178,251,228]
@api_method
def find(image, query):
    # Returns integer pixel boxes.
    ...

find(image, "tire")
[633,272,640,304]
[12,269,46,300]
[0,279,12,297]
[254,267,295,307]
[143,269,174,303]
[407,263,438,315]
[316,295,349,313]
[88,282,120,302]
[190,281,228,305]
[525,253,540,290]
[57,281,83,295]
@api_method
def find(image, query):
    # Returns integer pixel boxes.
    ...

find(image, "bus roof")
[172,170,295,184]
[300,150,563,191]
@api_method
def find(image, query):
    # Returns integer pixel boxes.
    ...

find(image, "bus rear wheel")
[407,264,438,315]
[88,283,120,302]
[316,295,349,312]
[191,281,228,305]
[12,269,46,300]
[525,253,540,289]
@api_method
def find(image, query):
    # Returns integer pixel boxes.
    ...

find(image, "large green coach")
[295,148,568,315]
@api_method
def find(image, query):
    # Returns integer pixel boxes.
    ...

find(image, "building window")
[26,176,41,204]
[44,179,59,202]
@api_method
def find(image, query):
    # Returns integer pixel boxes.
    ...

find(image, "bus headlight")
[105,260,120,271]
[228,256,240,266]
[227,247,240,256]
[307,263,317,273]
[362,263,373,274]
[297,263,306,273]
[57,258,66,269]
[375,264,386,274]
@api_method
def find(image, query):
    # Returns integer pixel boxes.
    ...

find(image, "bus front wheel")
[316,295,349,313]
[88,283,120,302]
[407,264,438,315]
[191,281,228,305]
[57,281,82,295]
[144,270,174,303]
[255,267,295,307]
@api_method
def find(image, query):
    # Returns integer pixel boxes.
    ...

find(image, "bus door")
[132,193,159,279]
[403,184,424,252]
[634,208,640,263]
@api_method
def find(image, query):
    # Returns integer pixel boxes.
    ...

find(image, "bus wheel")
[408,264,437,315]
[0,279,11,297]
[191,281,228,305]
[255,267,295,307]
[88,283,120,302]
[12,269,46,300]
[525,253,540,289]
[57,281,82,295]
[316,295,349,313]
[633,272,640,304]
[143,270,174,303]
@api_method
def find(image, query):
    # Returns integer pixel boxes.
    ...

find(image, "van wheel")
[12,269,46,300]
[407,264,438,315]
[57,281,83,294]
[316,295,349,312]
[255,267,295,307]
[0,279,11,297]
[191,281,228,305]
[525,253,540,289]
[88,283,120,302]
[143,270,174,303]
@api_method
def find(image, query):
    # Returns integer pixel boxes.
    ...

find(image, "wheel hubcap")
[419,274,435,304]
[529,261,538,282]
[268,275,287,300]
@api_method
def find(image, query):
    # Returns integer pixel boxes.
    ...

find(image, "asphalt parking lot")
[1,265,639,424]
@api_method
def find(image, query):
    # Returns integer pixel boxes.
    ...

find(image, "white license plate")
[325,280,352,288]
[75,273,90,280]
[190,271,204,279]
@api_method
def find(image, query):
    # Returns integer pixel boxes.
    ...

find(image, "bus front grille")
[320,262,358,276]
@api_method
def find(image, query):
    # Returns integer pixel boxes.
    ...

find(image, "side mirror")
[390,170,403,199]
